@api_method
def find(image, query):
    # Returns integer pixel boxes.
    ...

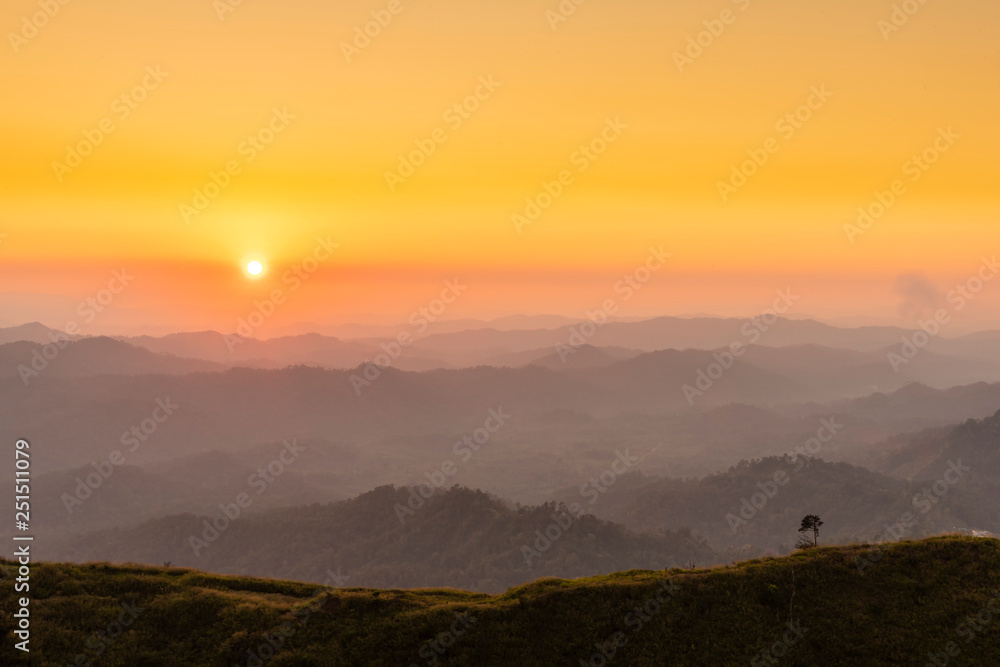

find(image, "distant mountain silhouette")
[875,409,1000,494]
[0,336,222,378]
[122,331,451,371]
[0,321,79,345]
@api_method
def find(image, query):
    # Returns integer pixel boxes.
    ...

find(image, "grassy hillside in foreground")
[3,536,1000,666]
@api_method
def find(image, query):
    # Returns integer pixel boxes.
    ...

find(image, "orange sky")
[1,0,998,333]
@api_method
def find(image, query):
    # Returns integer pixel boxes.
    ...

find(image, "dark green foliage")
[798,514,824,547]
[3,536,1000,666]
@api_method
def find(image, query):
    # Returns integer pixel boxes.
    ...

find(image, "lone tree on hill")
[797,514,823,548]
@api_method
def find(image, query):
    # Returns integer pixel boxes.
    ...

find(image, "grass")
[3,535,1000,665]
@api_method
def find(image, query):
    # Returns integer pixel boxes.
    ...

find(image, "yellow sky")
[1,0,998,331]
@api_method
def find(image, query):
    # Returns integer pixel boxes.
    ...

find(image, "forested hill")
[45,486,714,592]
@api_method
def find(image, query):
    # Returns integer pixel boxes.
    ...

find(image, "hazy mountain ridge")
[10,316,1000,378]
[553,456,995,554]
[41,486,715,593]
[29,436,1000,591]
[17,443,348,540]
[0,337,224,379]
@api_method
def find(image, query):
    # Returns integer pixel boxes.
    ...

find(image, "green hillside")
[3,536,999,666]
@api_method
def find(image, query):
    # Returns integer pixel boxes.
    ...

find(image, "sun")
[243,257,267,278]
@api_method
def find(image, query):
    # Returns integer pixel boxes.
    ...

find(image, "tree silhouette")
[798,514,823,548]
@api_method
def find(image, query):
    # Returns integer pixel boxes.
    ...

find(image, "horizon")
[7,309,1000,341]
[2,0,998,335]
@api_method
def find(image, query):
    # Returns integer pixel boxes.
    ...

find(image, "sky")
[1,0,998,334]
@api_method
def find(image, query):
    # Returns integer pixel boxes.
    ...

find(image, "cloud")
[894,273,942,322]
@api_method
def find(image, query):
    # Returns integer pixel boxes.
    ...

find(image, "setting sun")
[246,260,264,277]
